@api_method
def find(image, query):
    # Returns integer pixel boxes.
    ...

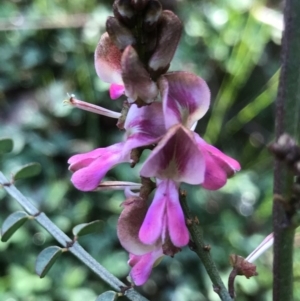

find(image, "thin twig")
[273,0,300,299]
[0,172,149,301]
[180,191,233,301]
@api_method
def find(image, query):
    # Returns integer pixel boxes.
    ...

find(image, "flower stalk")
[272,0,300,299]
[179,191,233,301]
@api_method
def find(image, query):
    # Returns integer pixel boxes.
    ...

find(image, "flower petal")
[140,124,205,184]
[194,135,240,190]
[129,248,163,286]
[121,45,158,103]
[70,142,128,191]
[94,33,123,84]
[109,84,125,99]
[123,102,166,154]
[160,71,210,129]
[139,185,167,245]
[165,181,189,247]
[118,197,157,255]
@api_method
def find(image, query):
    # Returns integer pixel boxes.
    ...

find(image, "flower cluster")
[68,0,240,286]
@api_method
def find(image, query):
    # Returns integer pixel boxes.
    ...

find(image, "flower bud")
[117,197,157,255]
[148,10,182,77]
[106,17,136,50]
[94,33,123,84]
[143,0,162,32]
[113,0,136,27]
[121,45,158,103]
[131,0,149,11]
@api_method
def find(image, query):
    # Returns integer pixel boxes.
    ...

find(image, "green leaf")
[13,162,42,181]
[1,211,30,242]
[35,246,63,278]
[72,220,104,237]
[95,291,118,301]
[0,138,13,154]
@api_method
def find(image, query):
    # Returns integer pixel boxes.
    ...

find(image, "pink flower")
[68,102,165,191]
[138,179,189,247]
[117,195,181,286]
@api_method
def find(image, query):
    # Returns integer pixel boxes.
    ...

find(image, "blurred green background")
[1,0,298,300]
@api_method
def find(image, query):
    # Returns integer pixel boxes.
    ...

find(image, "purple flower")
[68,102,165,191]
[117,195,181,286]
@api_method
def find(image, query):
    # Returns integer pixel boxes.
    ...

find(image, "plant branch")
[180,191,233,301]
[273,0,300,299]
[0,172,149,301]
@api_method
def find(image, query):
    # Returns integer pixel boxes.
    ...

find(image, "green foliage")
[1,211,30,242]
[72,220,105,237]
[13,162,42,181]
[35,246,64,278]
[0,138,13,155]
[0,0,291,300]
[96,291,119,301]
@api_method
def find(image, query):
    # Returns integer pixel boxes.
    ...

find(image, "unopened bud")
[106,17,136,50]
[131,0,149,11]
[121,45,158,103]
[144,0,162,31]
[148,10,182,77]
[113,0,136,26]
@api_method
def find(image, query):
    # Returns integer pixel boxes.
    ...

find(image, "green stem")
[180,194,233,301]
[0,172,148,301]
[273,0,300,299]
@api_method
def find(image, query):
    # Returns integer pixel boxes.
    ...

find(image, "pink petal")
[109,84,125,99]
[165,181,189,247]
[123,102,166,154]
[94,33,123,84]
[117,197,157,255]
[201,149,228,190]
[160,71,210,129]
[139,185,167,245]
[129,248,163,286]
[194,135,240,190]
[121,46,158,103]
[68,145,123,171]
[196,135,240,175]
[140,124,205,184]
[70,142,128,191]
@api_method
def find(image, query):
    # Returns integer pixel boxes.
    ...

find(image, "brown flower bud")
[144,0,162,32]
[113,0,136,27]
[106,17,136,50]
[121,45,158,103]
[131,0,149,11]
[148,10,182,77]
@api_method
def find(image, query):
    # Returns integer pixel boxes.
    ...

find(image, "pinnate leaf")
[35,246,63,278]
[13,162,42,181]
[1,211,30,242]
[72,220,104,237]
[0,138,13,154]
[95,291,118,301]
